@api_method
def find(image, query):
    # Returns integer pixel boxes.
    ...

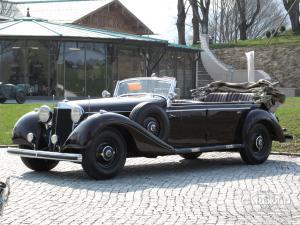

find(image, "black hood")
[63,96,167,113]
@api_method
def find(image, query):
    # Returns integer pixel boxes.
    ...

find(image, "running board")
[175,144,244,154]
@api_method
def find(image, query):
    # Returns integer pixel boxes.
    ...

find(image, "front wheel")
[19,145,59,171]
[240,124,272,165]
[82,129,127,180]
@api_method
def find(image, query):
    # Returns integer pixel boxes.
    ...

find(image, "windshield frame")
[113,77,177,99]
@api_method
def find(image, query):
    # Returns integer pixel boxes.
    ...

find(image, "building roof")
[0,15,11,21]
[11,0,114,23]
[10,0,153,34]
[0,17,200,52]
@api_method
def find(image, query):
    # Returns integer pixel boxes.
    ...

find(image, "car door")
[167,104,207,147]
[206,103,251,144]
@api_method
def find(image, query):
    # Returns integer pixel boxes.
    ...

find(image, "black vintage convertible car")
[8,77,292,179]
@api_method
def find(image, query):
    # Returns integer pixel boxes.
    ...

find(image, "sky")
[10,0,181,43]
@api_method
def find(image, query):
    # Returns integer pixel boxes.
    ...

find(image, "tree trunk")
[177,0,186,45]
[192,17,200,44]
[199,0,211,34]
[239,22,248,40]
[283,0,300,34]
[236,0,261,40]
[189,0,200,44]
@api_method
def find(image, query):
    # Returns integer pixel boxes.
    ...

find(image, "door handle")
[169,114,176,118]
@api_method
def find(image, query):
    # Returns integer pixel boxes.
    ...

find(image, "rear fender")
[12,111,47,147]
[243,109,285,143]
[64,112,175,155]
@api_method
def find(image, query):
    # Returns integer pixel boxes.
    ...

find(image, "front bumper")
[7,148,82,163]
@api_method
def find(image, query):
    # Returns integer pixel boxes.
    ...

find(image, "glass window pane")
[64,42,85,97]
[117,46,146,80]
[85,43,106,97]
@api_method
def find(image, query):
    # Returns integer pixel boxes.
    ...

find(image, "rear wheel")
[179,152,202,159]
[240,124,272,165]
[82,129,127,180]
[20,146,59,171]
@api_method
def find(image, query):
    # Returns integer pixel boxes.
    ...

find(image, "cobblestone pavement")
[0,149,299,225]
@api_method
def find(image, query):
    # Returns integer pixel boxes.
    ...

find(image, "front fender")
[243,109,285,143]
[12,111,47,147]
[64,112,175,155]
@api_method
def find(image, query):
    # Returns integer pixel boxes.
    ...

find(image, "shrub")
[280,26,286,33]
[272,29,279,37]
[266,30,271,38]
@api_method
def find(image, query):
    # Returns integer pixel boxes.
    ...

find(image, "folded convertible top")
[191,79,286,112]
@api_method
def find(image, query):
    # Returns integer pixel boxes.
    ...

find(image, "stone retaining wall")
[214,45,300,89]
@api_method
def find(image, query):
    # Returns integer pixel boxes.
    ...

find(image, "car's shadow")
[19,155,300,193]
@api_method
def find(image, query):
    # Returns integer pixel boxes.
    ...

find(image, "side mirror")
[101,90,111,98]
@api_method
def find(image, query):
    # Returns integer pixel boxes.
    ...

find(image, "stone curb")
[0,145,299,157]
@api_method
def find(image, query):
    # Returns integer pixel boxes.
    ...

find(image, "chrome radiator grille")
[52,108,73,146]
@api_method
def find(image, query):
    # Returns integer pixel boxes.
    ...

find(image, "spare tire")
[129,102,170,141]
[15,91,26,104]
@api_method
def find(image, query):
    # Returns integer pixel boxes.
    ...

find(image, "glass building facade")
[0,39,197,99]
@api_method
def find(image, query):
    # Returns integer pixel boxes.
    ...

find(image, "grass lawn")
[209,32,300,49]
[0,103,43,145]
[0,98,299,152]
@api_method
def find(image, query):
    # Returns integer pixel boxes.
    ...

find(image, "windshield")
[114,77,175,98]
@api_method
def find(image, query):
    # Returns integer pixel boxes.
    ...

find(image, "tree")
[198,0,211,34]
[177,0,187,45]
[247,0,287,39]
[282,0,300,34]
[209,0,287,43]
[236,0,261,40]
[189,0,200,44]
[187,0,210,44]
[0,0,17,18]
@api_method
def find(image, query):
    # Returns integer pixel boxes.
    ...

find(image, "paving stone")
[0,149,299,224]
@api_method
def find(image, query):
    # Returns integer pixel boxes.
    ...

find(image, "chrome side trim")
[167,108,250,112]
[175,144,243,154]
[7,148,82,163]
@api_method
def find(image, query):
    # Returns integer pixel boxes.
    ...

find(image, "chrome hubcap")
[101,146,115,161]
[147,121,157,133]
[255,135,264,151]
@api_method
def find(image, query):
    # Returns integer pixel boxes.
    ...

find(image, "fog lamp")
[27,133,35,143]
[51,134,58,145]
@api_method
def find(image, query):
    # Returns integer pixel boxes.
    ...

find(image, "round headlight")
[38,105,52,123]
[71,105,84,123]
